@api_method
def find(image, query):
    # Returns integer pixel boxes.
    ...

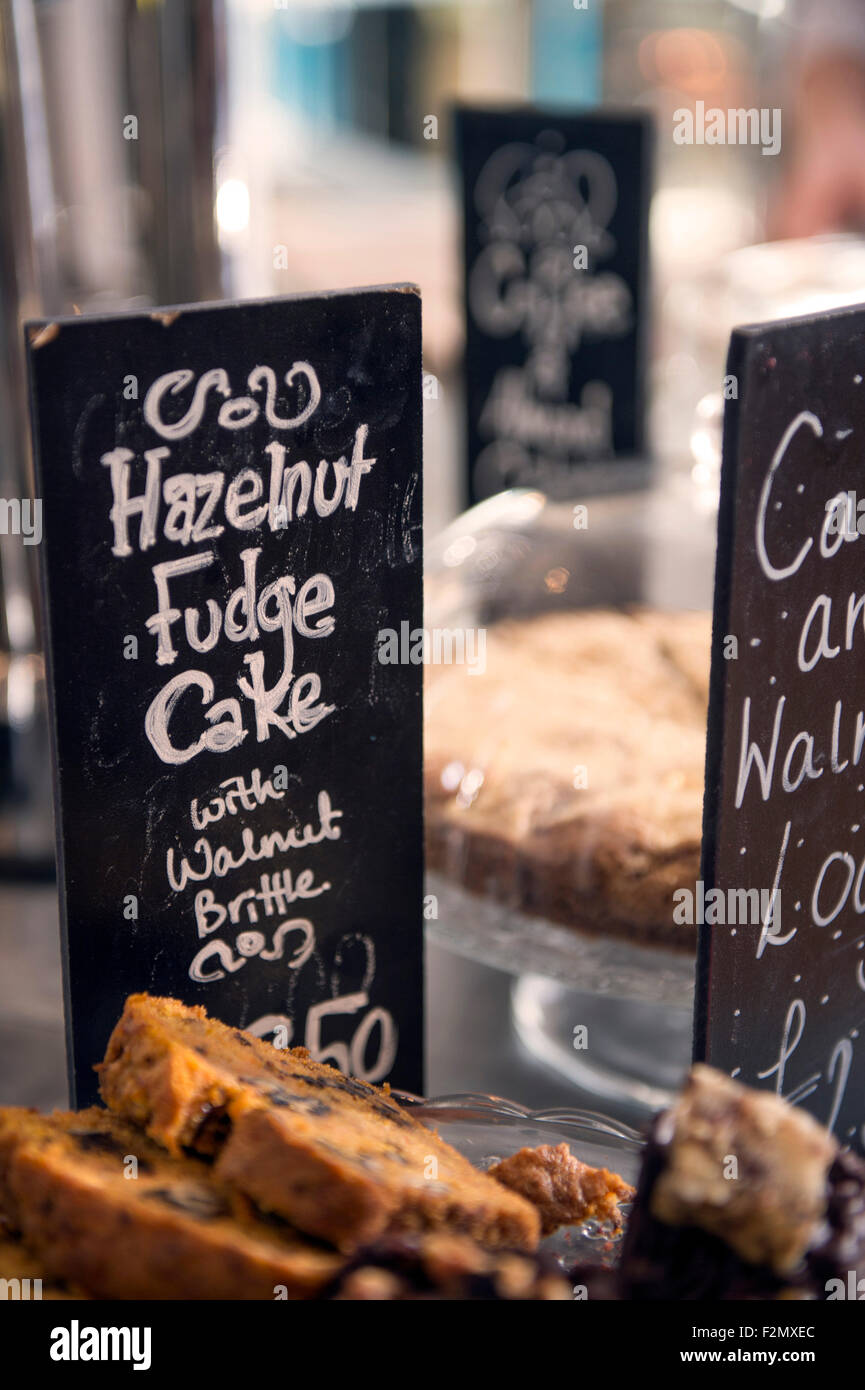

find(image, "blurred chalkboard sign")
[456,104,652,504]
[698,305,865,1150]
[27,288,423,1106]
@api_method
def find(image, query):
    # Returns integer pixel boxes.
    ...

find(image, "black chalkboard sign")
[697,304,865,1151]
[27,287,423,1106]
[456,104,651,505]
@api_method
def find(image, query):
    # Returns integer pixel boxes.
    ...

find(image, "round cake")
[425,607,712,951]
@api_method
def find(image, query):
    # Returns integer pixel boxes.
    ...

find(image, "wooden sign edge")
[24,282,421,340]
[25,341,77,1104]
[694,329,749,1064]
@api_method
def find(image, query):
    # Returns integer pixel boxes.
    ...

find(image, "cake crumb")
[488,1143,635,1236]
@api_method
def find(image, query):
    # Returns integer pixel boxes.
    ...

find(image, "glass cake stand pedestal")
[425,482,711,1120]
[511,975,693,1115]
[427,874,695,1119]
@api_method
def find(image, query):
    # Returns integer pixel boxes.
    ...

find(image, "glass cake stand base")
[426,873,696,1118]
[511,974,693,1115]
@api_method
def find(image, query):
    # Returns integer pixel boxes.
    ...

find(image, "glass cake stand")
[425,481,714,1116]
[398,1090,643,1268]
[427,873,695,1114]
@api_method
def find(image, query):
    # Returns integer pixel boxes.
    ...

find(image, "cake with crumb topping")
[425,607,711,950]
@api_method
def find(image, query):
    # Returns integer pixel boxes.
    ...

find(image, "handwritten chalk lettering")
[190,767,286,829]
[734,695,865,807]
[166,790,342,892]
[145,549,334,667]
[189,915,316,983]
[458,111,648,503]
[757,997,807,1097]
[756,411,823,581]
[247,929,397,1082]
[827,1037,854,1131]
[756,821,796,957]
[794,588,865,674]
[755,412,865,593]
[144,664,334,763]
[727,813,865,934]
[143,555,337,762]
[101,423,375,557]
[470,247,632,355]
[809,839,865,932]
[479,372,613,458]
[305,991,398,1083]
[143,362,321,441]
[757,997,858,1134]
[333,930,376,995]
[193,868,331,937]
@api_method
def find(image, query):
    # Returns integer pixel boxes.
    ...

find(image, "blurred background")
[3,0,865,1110]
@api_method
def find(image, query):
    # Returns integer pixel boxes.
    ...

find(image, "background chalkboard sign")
[28,287,423,1106]
[456,104,652,505]
[697,304,865,1151]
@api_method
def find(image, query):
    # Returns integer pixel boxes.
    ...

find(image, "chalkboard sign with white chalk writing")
[456,104,651,504]
[27,288,423,1106]
[698,304,865,1150]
